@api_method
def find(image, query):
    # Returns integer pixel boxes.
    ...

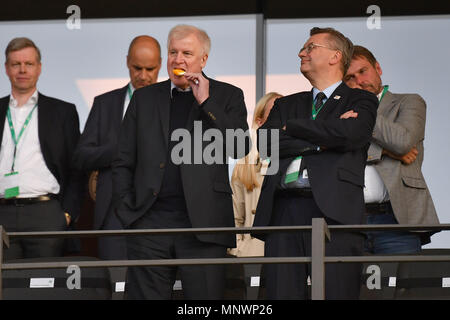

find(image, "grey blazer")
[367,90,439,226]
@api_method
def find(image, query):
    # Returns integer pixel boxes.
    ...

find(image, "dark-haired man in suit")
[73,35,161,260]
[113,24,248,299]
[0,37,82,260]
[253,27,378,299]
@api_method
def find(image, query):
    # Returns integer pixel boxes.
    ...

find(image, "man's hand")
[185,72,209,105]
[340,110,358,119]
[383,146,418,165]
[65,212,71,226]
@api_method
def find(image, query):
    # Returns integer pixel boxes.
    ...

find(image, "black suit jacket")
[112,78,248,247]
[0,93,83,222]
[253,83,378,237]
[73,85,127,229]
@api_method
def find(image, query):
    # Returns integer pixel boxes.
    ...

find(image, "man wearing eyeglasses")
[343,45,439,254]
[253,27,378,299]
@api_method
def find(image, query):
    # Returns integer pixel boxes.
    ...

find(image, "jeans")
[365,211,421,254]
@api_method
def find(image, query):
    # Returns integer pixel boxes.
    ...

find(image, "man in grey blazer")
[344,45,440,253]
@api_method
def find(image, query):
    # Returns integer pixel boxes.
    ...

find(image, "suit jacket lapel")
[37,93,52,159]
[186,71,209,132]
[114,85,128,127]
[185,80,206,132]
[298,92,313,120]
[378,90,395,116]
[157,80,172,147]
[0,96,8,145]
[185,100,201,132]
[315,82,348,120]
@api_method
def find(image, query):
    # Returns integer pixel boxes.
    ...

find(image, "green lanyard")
[311,96,325,120]
[127,85,134,100]
[285,93,325,183]
[379,85,389,102]
[6,104,38,172]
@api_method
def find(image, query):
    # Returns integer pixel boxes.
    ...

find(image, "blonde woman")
[229,92,282,257]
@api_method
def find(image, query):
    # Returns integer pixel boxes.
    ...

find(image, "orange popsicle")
[173,68,186,76]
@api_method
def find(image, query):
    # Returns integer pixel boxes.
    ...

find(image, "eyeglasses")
[299,43,337,55]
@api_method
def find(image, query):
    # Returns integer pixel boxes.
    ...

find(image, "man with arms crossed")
[344,45,439,254]
[253,28,378,299]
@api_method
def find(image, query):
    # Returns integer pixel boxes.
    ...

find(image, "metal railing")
[1,219,450,300]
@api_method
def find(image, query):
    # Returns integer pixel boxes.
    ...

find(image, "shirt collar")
[170,81,192,98]
[126,82,135,100]
[312,81,342,101]
[376,85,387,101]
[377,91,383,100]
[9,89,38,108]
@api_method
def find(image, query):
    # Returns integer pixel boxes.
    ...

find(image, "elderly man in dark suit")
[0,37,82,260]
[253,27,378,299]
[73,35,161,260]
[112,24,248,299]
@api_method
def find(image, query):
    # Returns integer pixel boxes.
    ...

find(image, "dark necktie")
[315,92,326,111]
[298,92,327,174]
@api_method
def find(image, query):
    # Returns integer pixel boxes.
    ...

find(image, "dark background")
[1,0,449,21]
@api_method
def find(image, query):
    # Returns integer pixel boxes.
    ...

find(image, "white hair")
[167,24,211,55]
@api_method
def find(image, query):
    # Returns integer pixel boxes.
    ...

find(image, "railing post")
[0,225,10,300]
[311,218,330,300]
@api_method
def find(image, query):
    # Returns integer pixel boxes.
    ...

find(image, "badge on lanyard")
[284,156,302,184]
[3,103,37,198]
[3,171,19,198]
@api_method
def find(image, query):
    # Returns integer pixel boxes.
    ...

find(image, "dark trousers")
[0,199,67,261]
[98,206,127,260]
[264,193,364,300]
[125,208,226,300]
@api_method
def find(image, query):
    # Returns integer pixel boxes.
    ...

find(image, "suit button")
[160,162,165,169]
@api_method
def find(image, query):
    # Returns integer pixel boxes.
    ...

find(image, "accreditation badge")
[3,171,19,198]
[284,156,302,184]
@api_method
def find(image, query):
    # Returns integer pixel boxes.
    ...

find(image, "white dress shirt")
[363,89,389,204]
[0,90,60,198]
[122,83,135,119]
